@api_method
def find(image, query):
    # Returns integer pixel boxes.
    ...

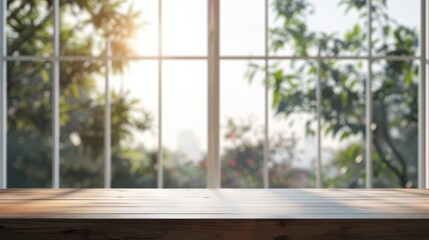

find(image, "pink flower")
[225,132,234,139]
[227,159,237,167]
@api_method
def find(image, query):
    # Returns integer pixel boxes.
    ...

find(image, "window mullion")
[366,0,373,188]
[420,0,427,189]
[52,0,60,189]
[157,0,163,189]
[263,0,269,189]
[207,0,220,188]
[0,0,6,189]
[104,39,112,189]
[316,41,323,188]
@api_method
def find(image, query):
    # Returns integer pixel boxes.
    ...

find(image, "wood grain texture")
[0,189,428,239]
[1,219,429,240]
[0,189,429,219]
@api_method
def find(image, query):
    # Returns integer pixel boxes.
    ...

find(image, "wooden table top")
[0,189,428,219]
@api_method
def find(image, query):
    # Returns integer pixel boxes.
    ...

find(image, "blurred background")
[4,0,423,188]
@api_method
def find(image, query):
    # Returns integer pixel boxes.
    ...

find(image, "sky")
[109,0,421,169]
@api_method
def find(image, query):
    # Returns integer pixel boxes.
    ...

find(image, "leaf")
[277,99,289,114]
[40,69,49,83]
[383,25,391,36]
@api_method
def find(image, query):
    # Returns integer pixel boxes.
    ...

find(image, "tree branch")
[8,11,53,55]
[372,133,406,187]
[379,101,409,183]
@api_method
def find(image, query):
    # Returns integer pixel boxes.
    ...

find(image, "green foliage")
[7,0,154,187]
[257,0,419,188]
[7,0,420,188]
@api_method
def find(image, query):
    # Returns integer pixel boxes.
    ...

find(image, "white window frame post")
[316,40,323,188]
[104,39,112,189]
[263,0,269,189]
[0,0,7,189]
[52,0,60,188]
[366,0,373,188]
[157,0,164,189]
[207,0,220,188]
[421,0,428,189]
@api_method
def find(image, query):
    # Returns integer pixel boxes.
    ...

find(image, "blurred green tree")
[6,0,155,187]
[248,0,419,187]
[6,0,419,188]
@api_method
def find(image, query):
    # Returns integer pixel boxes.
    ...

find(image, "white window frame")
[0,0,427,189]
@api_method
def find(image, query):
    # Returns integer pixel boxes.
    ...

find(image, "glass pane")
[371,60,418,188]
[60,61,104,188]
[111,61,158,188]
[321,61,366,188]
[221,0,265,56]
[129,0,159,56]
[61,0,157,56]
[269,0,366,56]
[373,0,420,56]
[7,61,52,187]
[268,61,315,188]
[220,60,264,188]
[163,61,207,187]
[7,0,53,56]
[162,0,207,56]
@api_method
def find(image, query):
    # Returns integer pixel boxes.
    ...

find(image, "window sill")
[0,189,428,239]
